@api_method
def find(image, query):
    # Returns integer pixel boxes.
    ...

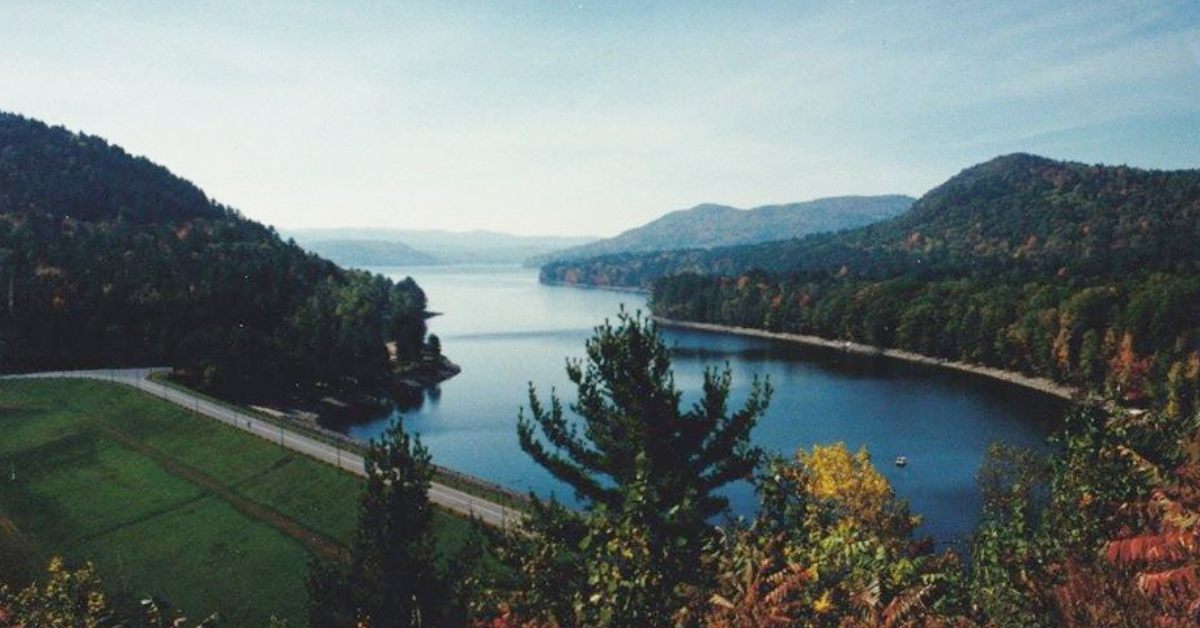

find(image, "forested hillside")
[547,154,1200,408]
[0,112,436,399]
[543,154,1200,288]
[533,194,912,265]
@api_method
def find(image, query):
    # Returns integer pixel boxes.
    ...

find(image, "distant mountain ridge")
[633,153,1200,408]
[299,239,439,266]
[542,154,1200,289]
[286,228,597,266]
[531,195,914,265]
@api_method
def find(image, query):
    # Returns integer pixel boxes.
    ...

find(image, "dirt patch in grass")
[94,424,347,563]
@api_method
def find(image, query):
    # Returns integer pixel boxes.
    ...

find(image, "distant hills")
[582,153,1200,408]
[542,153,1200,289]
[289,195,912,269]
[299,239,439,266]
[531,195,914,266]
[0,111,436,400]
[286,228,597,267]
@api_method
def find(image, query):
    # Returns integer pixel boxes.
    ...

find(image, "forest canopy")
[0,112,435,400]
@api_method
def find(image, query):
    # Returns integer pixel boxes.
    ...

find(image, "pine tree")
[307,419,443,627]
[516,308,771,615]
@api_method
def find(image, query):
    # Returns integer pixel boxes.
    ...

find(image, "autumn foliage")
[1102,432,1200,625]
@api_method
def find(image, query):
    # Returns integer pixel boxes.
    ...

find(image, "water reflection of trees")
[381,382,442,415]
[390,383,431,412]
[318,383,441,430]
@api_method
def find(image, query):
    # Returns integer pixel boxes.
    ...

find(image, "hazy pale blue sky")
[1,1,1197,236]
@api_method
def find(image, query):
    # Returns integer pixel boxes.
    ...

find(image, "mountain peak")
[534,195,913,264]
[983,152,1058,167]
[686,202,739,212]
[541,153,1200,289]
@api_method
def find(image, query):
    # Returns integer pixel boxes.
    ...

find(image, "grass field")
[0,378,481,626]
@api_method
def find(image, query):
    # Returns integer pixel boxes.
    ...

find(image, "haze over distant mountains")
[531,195,914,265]
[297,239,440,267]
[285,228,598,266]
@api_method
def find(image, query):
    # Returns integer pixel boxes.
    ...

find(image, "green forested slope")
[543,154,1200,288]
[555,154,1200,408]
[0,112,433,400]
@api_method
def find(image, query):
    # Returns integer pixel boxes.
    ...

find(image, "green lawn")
[0,378,480,626]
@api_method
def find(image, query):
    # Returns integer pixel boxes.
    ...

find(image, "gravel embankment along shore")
[655,317,1079,400]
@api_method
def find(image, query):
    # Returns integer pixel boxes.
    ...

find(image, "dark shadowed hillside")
[0,112,438,400]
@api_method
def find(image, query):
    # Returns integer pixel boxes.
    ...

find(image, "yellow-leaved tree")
[0,557,109,627]
[796,443,907,536]
[697,443,968,626]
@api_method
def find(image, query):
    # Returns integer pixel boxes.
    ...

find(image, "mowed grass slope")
[0,379,477,626]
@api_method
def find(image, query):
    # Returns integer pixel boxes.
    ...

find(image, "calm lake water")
[339,264,1065,544]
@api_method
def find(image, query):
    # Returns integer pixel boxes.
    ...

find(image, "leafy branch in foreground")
[0,557,226,627]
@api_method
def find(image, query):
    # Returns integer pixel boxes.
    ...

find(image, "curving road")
[1,368,522,530]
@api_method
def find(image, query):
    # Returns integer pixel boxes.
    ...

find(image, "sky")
[1,1,1197,236]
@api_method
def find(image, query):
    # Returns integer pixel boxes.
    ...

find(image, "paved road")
[1,368,522,530]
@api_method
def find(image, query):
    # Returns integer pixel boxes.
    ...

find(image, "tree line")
[653,270,1200,410]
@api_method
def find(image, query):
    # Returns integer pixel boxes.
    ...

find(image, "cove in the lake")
[329,264,1067,545]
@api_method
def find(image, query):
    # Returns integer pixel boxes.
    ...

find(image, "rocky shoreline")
[394,354,462,388]
[654,317,1079,400]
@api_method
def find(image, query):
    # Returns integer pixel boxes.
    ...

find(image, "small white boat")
[894,456,908,467]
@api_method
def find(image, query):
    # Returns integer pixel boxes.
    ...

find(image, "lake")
[338,264,1065,544]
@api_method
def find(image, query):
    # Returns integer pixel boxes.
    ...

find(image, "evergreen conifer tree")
[517,308,771,615]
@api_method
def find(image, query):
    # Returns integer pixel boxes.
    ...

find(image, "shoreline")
[395,355,462,387]
[654,317,1079,400]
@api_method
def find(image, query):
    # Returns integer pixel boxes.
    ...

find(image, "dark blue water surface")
[343,265,1065,544]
